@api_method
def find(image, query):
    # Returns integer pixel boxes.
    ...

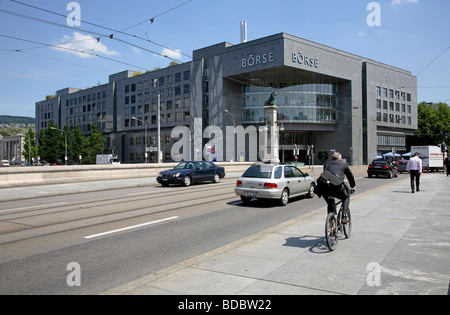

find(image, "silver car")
[235,163,316,206]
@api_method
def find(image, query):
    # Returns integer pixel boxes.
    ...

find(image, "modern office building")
[36,32,417,165]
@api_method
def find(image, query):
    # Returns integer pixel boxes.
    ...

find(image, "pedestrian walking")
[407,152,423,193]
[444,154,450,177]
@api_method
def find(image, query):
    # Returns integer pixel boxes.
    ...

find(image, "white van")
[1,160,10,167]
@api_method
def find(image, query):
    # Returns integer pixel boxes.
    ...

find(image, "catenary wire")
[9,0,193,59]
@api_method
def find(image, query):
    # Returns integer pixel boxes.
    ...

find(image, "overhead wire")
[9,0,193,59]
[0,34,152,71]
[0,8,184,63]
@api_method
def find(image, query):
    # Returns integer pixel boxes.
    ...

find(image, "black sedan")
[157,161,226,187]
[367,160,398,179]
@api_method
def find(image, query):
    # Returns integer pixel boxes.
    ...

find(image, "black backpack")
[315,170,344,198]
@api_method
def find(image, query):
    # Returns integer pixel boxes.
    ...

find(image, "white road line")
[0,202,68,214]
[84,216,179,239]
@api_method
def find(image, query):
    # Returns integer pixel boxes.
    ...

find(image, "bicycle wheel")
[325,212,338,251]
[341,209,352,239]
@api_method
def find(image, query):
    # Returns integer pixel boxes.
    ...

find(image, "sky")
[0,0,449,118]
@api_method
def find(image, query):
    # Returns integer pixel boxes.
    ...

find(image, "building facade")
[0,134,25,165]
[35,33,417,165]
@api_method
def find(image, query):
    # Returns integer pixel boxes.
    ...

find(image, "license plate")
[374,166,381,168]
[244,191,257,197]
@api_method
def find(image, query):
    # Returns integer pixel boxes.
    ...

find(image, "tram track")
[0,181,238,246]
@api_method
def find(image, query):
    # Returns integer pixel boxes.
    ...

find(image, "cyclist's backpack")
[315,170,344,198]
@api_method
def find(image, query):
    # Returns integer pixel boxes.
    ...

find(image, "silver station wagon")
[235,163,316,206]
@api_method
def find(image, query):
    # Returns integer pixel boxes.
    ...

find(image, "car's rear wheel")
[280,189,289,206]
[183,175,192,187]
[213,173,221,183]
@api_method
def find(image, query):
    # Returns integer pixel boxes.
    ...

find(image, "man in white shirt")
[407,152,423,193]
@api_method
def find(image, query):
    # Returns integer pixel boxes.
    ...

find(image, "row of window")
[376,99,412,113]
[124,85,190,105]
[65,90,107,107]
[378,135,406,147]
[376,86,412,102]
[124,71,190,94]
[124,111,191,127]
[376,113,412,125]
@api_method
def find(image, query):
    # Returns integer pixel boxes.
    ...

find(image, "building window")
[184,71,190,81]
[376,86,381,96]
[376,99,382,109]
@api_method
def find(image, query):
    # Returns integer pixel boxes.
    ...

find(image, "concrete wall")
[0,162,254,188]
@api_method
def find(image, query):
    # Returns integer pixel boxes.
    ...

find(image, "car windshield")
[242,165,274,179]
[372,160,387,165]
[174,162,196,170]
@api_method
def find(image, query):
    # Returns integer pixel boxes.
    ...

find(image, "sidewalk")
[105,173,450,295]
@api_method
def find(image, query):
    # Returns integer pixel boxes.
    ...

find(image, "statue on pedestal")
[265,92,277,107]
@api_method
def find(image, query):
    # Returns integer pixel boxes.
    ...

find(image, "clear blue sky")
[0,0,449,117]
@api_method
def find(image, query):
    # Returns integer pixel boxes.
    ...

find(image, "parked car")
[157,161,226,187]
[367,160,398,178]
[396,160,408,173]
[235,163,316,206]
[1,160,10,167]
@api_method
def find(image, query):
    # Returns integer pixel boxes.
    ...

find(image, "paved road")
[0,168,407,294]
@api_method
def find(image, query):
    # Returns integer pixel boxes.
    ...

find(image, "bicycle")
[325,197,352,251]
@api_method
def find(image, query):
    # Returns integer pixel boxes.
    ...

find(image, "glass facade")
[242,82,340,124]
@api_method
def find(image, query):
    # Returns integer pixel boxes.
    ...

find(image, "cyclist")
[320,152,356,220]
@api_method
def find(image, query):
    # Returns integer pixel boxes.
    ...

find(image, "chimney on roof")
[240,21,247,43]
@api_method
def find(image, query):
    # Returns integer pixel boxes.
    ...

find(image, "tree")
[71,125,87,163]
[38,120,65,164]
[410,102,450,146]
[84,123,105,164]
[22,127,38,164]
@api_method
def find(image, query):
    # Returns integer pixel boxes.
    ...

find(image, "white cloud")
[358,31,367,37]
[391,0,419,5]
[53,32,118,58]
[161,47,182,60]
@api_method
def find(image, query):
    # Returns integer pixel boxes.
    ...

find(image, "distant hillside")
[0,115,35,126]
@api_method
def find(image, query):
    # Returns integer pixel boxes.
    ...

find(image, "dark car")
[157,161,226,187]
[368,160,398,178]
[396,160,408,173]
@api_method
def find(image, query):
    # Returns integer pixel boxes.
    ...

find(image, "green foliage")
[22,127,38,163]
[38,122,105,164]
[412,102,450,146]
[84,124,105,164]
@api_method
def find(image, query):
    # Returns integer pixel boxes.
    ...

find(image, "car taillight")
[264,183,278,189]
[236,180,242,187]
[383,166,389,169]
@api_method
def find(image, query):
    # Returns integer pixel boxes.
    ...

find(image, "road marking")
[0,202,67,214]
[84,216,179,239]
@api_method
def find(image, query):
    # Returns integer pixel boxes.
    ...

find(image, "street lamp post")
[157,94,161,164]
[50,127,67,165]
[132,117,148,164]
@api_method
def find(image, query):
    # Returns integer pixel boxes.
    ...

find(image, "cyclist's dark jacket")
[315,160,356,199]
